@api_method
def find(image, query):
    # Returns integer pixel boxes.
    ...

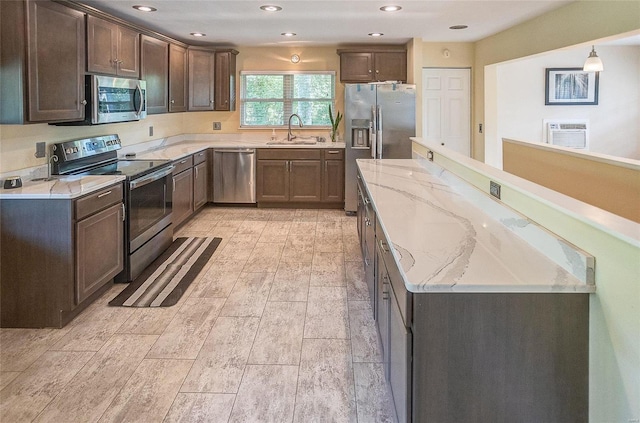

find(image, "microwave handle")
[134,84,144,116]
[91,77,99,123]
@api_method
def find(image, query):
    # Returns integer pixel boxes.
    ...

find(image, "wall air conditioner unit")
[544,120,589,149]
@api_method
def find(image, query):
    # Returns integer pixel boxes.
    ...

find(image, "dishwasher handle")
[214,149,255,154]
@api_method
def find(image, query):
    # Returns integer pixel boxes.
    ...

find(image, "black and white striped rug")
[109,237,221,307]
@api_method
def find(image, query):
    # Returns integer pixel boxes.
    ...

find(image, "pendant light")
[583,45,604,72]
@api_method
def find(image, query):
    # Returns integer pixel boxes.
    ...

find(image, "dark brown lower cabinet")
[0,183,124,328]
[193,160,208,210]
[412,293,589,423]
[172,150,211,227]
[172,167,194,227]
[322,149,345,202]
[364,203,589,423]
[290,160,322,202]
[256,148,344,207]
[377,228,411,423]
[76,202,124,304]
[257,160,289,202]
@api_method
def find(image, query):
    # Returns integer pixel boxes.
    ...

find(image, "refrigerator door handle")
[377,106,383,159]
[370,105,377,159]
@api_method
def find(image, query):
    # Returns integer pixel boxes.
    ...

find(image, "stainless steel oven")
[51,135,174,283]
[125,165,174,281]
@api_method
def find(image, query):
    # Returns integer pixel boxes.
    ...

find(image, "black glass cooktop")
[79,159,171,179]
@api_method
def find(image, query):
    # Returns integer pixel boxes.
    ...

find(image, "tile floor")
[0,207,396,423]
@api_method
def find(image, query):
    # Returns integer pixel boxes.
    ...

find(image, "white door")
[422,68,471,156]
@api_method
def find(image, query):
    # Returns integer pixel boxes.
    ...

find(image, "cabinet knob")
[210,100,214,104]
[368,69,372,73]
[171,100,175,104]
[376,70,379,74]
[81,100,87,105]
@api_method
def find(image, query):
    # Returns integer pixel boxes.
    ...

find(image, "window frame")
[239,70,336,129]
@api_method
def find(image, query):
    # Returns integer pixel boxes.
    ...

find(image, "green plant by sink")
[329,105,342,143]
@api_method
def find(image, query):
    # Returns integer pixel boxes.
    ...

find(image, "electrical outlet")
[148,126,154,137]
[213,122,222,130]
[34,142,46,158]
[490,181,501,199]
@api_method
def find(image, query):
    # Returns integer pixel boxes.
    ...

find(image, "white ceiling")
[77,0,573,47]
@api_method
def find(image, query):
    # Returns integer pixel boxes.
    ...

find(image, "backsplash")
[0,112,187,174]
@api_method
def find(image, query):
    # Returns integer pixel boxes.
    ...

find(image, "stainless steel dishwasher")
[213,149,256,203]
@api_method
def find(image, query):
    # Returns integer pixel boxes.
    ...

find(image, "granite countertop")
[0,175,126,200]
[357,158,595,294]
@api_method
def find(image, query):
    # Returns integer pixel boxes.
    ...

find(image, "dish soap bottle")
[271,129,277,141]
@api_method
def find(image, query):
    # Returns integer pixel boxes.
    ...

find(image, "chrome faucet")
[288,114,303,141]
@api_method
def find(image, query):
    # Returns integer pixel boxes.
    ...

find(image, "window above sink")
[240,71,335,129]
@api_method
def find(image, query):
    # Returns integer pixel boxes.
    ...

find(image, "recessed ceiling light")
[449,25,468,30]
[132,5,156,12]
[368,33,384,37]
[260,5,282,12]
[281,32,296,37]
[190,32,206,37]
[380,5,402,12]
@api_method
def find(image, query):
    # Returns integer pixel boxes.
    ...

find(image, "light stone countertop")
[0,175,125,200]
[131,139,346,162]
[0,135,345,199]
[357,158,595,293]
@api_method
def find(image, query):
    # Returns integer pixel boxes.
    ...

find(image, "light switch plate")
[490,181,501,199]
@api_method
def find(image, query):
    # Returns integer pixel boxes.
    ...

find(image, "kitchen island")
[356,158,594,422]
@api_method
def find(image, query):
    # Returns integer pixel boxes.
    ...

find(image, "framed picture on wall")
[545,68,599,105]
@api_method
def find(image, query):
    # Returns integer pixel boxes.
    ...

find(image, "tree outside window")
[240,71,335,127]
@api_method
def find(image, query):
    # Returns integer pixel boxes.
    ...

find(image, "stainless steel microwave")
[89,75,146,124]
[53,75,147,126]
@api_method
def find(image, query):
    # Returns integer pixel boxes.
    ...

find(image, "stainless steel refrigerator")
[344,83,416,213]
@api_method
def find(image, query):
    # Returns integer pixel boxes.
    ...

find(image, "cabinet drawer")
[323,149,344,160]
[75,183,123,220]
[193,149,208,165]
[173,155,194,174]
[258,148,321,160]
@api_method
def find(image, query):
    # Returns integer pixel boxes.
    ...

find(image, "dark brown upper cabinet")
[141,35,169,114]
[338,48,407,83]
[214,50,238,111]
[169,44,188,113]
[188,48,238,112]
[188,48,215,111]
[87,16,139,78]
[1,0,86,124]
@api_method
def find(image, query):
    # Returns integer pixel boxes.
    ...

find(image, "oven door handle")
[129,166,174,190]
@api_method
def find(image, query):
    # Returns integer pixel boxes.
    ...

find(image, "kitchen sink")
[267,140,317,145]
